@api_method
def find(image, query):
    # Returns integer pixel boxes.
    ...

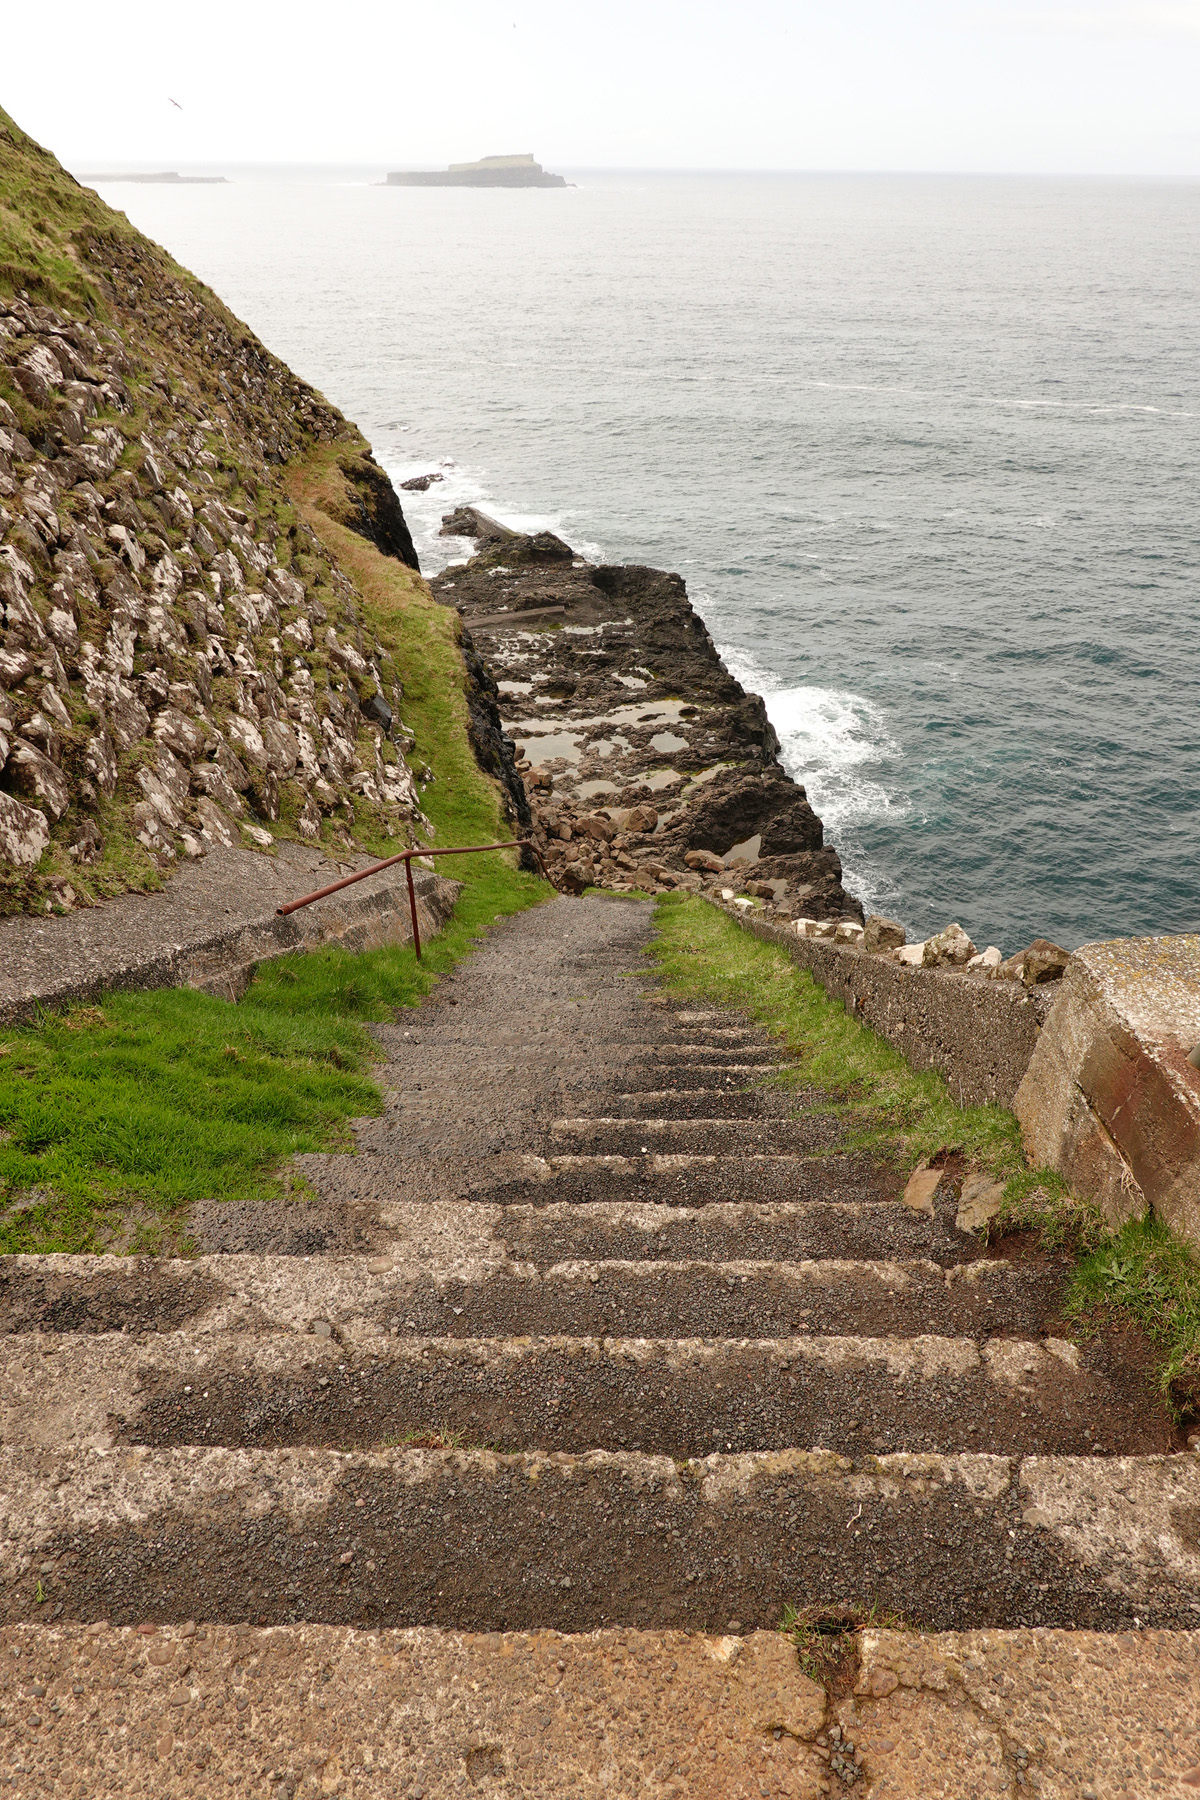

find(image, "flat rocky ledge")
[0,843,458,1025]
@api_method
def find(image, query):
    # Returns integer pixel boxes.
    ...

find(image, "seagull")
[169,97,183,110]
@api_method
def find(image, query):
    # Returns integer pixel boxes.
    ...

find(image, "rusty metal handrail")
[275,838,548,959]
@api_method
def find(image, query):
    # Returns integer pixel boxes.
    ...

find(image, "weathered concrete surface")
[5,1619,1195,1800]
[728,908,1054,1108]
[0,1327,1162,1459]
[3,1446,1199,1632]
[0,1247,1071,1343]
[0,843,459,1023]
[845,1626,1200,1798]
[1015,935,1200,1240]
[0,1622,828,1799]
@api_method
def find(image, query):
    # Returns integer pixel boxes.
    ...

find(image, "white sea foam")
[388,460,605,576]
[719,646,908,915]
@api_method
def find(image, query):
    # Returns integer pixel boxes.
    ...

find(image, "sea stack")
[385,153,567,188]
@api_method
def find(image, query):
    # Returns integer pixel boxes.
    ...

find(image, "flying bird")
[169,97,183,110]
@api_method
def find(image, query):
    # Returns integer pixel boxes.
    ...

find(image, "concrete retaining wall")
[0,844,461,1025]
[725,906,1056,1109]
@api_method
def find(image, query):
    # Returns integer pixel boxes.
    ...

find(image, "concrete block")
[1014,935,1200,1242]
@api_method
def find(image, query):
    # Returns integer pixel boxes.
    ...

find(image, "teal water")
[97,169,1200,951]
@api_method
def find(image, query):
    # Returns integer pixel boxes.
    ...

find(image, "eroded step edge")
[0,1253,1067,1341]
[0,1331,1165,1459]
[3,1446,1199,1632]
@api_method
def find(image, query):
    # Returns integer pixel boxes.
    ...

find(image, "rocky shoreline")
[432,507,860,919]
[432,506,1072,995]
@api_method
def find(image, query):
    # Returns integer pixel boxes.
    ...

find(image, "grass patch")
[648,894,1022,1174]
[1069,1216,1200,1418]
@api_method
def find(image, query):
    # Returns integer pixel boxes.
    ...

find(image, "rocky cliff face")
[431,510,861,918]
[0,107,430,916]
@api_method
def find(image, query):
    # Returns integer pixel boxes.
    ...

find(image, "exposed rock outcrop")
[0,106,432,915]
[431,512,861,919]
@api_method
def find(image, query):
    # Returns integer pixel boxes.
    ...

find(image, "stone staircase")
[2,895,1199,1797]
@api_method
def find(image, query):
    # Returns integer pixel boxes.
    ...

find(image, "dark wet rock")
[427,524,861,919]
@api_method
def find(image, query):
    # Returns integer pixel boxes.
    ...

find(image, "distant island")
[385,154,567,189]
[79,171,229,185]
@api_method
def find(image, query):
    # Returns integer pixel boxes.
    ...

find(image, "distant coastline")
[80,171,229,185]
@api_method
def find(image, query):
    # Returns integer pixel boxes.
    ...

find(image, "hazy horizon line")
[72,161,1200,182]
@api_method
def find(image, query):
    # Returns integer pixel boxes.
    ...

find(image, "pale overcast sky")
[6,0,1200,176]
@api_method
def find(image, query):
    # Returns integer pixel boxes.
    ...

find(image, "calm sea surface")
[94,169,1200,951]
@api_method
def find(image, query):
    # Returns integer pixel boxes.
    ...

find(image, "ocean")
[91,167,1200,952]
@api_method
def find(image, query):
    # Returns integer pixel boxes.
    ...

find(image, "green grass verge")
[648,893,1023,1175]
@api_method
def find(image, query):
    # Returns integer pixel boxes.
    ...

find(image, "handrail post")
[404,854,423,959]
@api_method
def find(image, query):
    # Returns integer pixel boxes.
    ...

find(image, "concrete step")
[477,1152,914,1215]
[0,1619,832,1799]
[620,1042,789,1067]
[612,1089,786,1120]
[615,1060,791,1091]
[499,1199,967,1266]
[7,1619,1198,1799]
[550,1117,844,1156]
[0,1254,1069,1345]
[3,1445,1198,1632]
[655,1026,766,1045]
[0,1331,1166,1460]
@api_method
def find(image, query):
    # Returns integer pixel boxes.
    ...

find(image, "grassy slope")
[0,106,550,1248]
[0,452,549,1254]
[0,102,124,311]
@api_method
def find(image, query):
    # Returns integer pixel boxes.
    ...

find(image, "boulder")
[894,943,926,967]
[84,732,118,798]
[153,707,206,763]
[922,923,977,968]
[132,799,172,854]
[625,804,658,834]
[261,717,301,778]
[226,714,270,772]
[193,796,236,848]
[9,739,70,819]
[0,790,51,866]
[1003,938,1071,988]
[835,920,866,946]
[298,794,323,840]
[864,914,906,954]
[579,812,616,843]
[191,763,246,818]
[968,946,1003,973]
[685,848,724,873]
[67,819,102,864]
